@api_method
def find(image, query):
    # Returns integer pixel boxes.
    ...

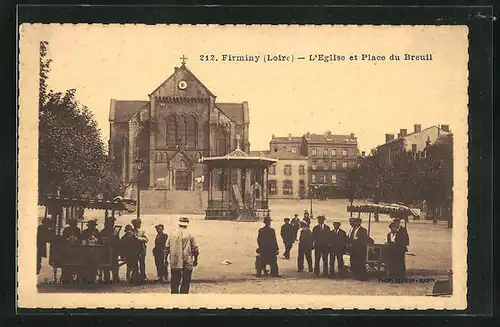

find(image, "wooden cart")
[345,203,415,278]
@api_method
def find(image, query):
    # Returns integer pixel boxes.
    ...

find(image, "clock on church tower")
[178,80,188,90]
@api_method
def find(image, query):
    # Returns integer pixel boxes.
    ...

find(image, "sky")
[38,25,468,153]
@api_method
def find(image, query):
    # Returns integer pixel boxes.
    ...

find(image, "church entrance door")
[175,171,190,191]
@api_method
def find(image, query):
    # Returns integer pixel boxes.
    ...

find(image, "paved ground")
[37,199,452,295]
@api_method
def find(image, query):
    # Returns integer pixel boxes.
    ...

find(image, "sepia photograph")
[18,24,468,309]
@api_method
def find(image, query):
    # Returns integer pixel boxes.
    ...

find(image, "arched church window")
[177,115,187,146]
[166,115,177,148]
[155,152,161,162]
[187,115,198,147]
[162,152,167,162]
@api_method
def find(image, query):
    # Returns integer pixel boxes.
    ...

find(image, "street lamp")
[136,158,144,220]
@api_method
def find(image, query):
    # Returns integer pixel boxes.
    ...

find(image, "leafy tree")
[421,134,453,227]
[339,167,361,206]
[38,41,121,200]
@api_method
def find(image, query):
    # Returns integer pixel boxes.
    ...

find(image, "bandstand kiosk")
[199,139,277,221]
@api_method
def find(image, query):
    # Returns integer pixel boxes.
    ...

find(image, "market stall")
[39,196,136,283]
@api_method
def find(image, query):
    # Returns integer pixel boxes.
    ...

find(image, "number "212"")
[200,55,216,61]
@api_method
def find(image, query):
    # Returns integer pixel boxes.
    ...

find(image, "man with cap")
[291,214,301,241]
[312,215,331,277]
[346,217,369,280]
[280,218,295,259]
[165,217,199,294]
[131,218,148,282]
[99,216,120,283]
[257,216,280,277]
[297,221,313,272]
[329,221,347,277]
[387,218,410,279]
[153,224,169,283]
[81,219,100,243]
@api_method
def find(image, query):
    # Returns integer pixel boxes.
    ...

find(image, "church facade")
[108,61,250,191]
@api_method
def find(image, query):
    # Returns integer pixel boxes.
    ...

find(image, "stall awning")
[38,196,137,212]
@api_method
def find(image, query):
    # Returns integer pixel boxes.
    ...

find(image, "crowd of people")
[256,210,410,280]
[36,208,410,293]
[37,216,199,294]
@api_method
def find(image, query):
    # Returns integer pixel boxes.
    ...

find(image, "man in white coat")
[165,217,199,294]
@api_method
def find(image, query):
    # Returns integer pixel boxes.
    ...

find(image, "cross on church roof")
[236,134,241,150]
[180,55,188,65]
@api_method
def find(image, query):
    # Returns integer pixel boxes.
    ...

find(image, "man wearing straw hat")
[165,217,199,294]
[329,221,347,277]
[312,215,330,277]
[346,217,369,280]
[388,218,410,279]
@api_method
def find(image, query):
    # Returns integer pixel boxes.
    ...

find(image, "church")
[108,58,250,192]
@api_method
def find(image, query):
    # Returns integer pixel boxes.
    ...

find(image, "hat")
[389,222,397,228]
[349,217,361,223]
[317,215,326,221]
[124,224,133,232]
[294,214,298,217]
[179,217,190,227]
[155,224,164,229]
[263,216,272,222]
[333,221,341,226]
[304,209,308,212]
[86,219,97,226]
[392,218,401,222]
[131,218,141,226]
[284,217,290,222]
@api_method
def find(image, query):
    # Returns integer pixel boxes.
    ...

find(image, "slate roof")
[250,150,307,160]
[111,100,149,122]
[306,133,356,144]
[270,136,303,143]
[216,103,244,125]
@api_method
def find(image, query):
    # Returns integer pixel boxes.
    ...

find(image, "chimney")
[361,151,366,157]
[288,133,292,140]
[441,124,450,133]
[400,129,407,137]
[272,134,275,140]
[350,133,355,140]
[174,67,179,72]
[385,134,395,143]
[414,124,422,133]
[306,132,311,140]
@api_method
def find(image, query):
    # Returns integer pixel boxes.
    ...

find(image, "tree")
[38,41,121,200]
[339,167,361,206]
[421,134,453,227]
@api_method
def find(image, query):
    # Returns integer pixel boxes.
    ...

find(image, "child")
[255,248,269,277]
[120,224,140,285]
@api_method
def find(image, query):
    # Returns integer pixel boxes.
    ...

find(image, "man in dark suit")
[280,218,295,259]
[346,217,370,280]
[329,221,347,277]
[297,221,313,272]
[99,216,120,283]
[291,214,301,241]
[386,218,410,279]
[312,215,330,277]
[153,224,169,283]
[257,216,280,277]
